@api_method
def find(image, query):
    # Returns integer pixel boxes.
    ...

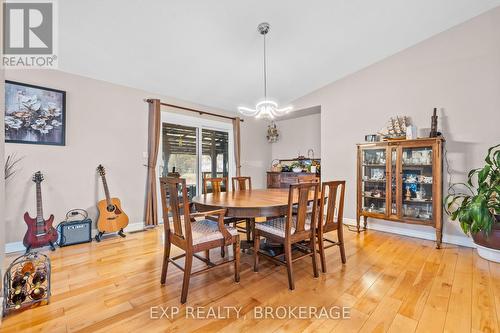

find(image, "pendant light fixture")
[238,22,292,119]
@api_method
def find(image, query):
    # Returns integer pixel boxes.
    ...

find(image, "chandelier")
[238,23,292,119]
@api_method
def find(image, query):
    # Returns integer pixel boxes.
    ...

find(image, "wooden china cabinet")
[356,137,444,248]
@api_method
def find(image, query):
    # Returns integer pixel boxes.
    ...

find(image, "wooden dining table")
[192,188,304,218]
[192,188,319,251]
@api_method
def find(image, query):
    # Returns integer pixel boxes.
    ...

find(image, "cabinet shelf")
[403,199,432,203]
[403,164,433,167]
[362,196,386,200]
[357,138,444,248]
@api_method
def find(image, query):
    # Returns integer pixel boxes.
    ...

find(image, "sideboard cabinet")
[356,138,444,248]
[267,172,319,188]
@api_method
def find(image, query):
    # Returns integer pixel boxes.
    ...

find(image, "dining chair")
[317,180,346,273]
[202,176,241,257]
[253,182,320,290]
[294,175,318,214]
[231,176,253,241]
[159,177,240,304]
[202,177,228,194]
[231,176,252,191]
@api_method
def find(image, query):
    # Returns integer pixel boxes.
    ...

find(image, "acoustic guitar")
[96,164,129,241]
[23,171,58,253]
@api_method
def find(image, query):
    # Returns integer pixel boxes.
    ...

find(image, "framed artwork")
[4,80,66,146]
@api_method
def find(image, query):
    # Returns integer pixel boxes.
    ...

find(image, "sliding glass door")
[201,129,229,192]
[158,112,234,204]
[161,123,198,200]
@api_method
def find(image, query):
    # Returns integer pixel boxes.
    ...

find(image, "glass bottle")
[32,268,47,286]
[21,261,35,280]
[11,272,27,295]
[12,291,27,309]
[30,287,46,300]
[31,268,47,297]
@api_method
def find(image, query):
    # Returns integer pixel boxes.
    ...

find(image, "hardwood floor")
[1,226,500,333]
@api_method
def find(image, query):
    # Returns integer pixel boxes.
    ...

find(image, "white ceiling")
[58,0,500,112]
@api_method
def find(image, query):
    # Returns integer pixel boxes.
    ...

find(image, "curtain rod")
[144,99,244,122]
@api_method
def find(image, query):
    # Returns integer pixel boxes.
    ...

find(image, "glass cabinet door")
[390,147,398,216]
[361,148,387,215]
[401,146,433,221]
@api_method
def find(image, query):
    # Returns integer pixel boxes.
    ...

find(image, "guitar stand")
[95,231,104,242]
[95,229,126,242]
[24,242,56,254]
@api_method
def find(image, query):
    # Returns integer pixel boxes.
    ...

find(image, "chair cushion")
[212,215,240,223]
[292,205,313,214]
[255,215,311,238]
[191,219,238,245]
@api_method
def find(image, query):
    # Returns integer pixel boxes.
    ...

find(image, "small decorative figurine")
[405,187,412,201]
[378,116,410,140]
[429,108,440,138]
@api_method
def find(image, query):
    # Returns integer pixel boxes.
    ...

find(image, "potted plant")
[290,161,303,173]
[445,144,500,261]
[4,153,23,180]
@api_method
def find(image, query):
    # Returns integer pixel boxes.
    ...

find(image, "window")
[202,128,229,192]
[162,123,198,199]
[159,114,233,201]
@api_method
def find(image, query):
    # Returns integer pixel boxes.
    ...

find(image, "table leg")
[240,218,255,252]
[246,218,252,242]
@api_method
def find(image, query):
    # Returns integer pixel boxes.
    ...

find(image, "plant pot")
[472,215,500,262]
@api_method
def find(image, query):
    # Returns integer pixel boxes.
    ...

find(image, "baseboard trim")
[343,218,475,248]
[123,222,146,233]
[5,241,25,254]
[6,219,474,253]
[5,222,146,254]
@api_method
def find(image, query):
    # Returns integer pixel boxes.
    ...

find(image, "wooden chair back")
[203,177,228,194]
[298,174,319,183]
[319,181,346,231]
[232,176,252,191]
[286,182,319,236]
[160,177,192,242]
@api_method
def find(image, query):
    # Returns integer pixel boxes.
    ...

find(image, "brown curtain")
[145,99,161,226]
[233,117,242,177]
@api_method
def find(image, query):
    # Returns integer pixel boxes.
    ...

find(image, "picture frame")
[4,80,66,146]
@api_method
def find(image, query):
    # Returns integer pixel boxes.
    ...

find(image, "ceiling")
[58,0,500,112]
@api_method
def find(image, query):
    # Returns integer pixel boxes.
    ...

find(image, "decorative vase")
[472,215,500,262]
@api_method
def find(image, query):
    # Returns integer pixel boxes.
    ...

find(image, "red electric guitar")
[23,171,58,252]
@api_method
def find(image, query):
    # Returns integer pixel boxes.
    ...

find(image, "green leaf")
[478,165,491,185]
[446,144,500,235]
[485,143,500,165]
[467,168,480,186]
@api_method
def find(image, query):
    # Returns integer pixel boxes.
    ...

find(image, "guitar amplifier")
[57,209,92,246]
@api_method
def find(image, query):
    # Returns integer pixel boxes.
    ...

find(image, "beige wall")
[271,113,321,161]
[4,70,271,244]
[292,7,500,245]
[0,0,5,307]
